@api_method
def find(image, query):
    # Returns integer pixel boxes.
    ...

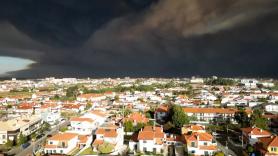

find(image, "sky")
[0,0,277,78]
[0,56,34,76]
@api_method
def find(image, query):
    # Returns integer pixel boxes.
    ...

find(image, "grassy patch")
[98,142,114,154]
[80,147,98,155]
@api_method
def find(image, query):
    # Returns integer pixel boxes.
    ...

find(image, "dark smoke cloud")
[0,0,277,78]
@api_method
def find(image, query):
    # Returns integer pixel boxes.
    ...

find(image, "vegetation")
[214,152,225,156]
[98,142,114,154]
[61,111,79,119]
[205,78,235,86]
[17,132,27,145]
[234,108,269,129]
[250,109,268,130]
[59,126,68,132]
[79,147,98,155]
[5,139,13,149]
[123,108,132,117]
[234,109,250,128]
[123,121,134,132]
[170,105,189,128]
[85,102,92,110]
[66,85,80,99]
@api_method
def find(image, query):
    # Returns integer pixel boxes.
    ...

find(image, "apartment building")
[0,115,42,144]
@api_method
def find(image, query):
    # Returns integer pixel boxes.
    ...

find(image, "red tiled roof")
[49,133,78,141]
[156,105,169,113]
[70,117,94,123]
[123,112,149,123]
[241,127,271,136]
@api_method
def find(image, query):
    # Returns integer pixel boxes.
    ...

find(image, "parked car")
[21,142,30,149]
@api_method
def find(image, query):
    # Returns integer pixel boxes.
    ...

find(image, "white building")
[44,133,78,155]
[93,123,124,152]
[184,132,217,156]
[241,127,272,146]
[265,103,278,113]
[69,117,97,135]
[0,115,42,144]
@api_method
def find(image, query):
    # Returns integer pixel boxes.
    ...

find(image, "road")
[7,120,69,156]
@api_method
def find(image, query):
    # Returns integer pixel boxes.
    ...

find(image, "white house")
[129,126,166,154]
[183,132,217,156]
[265,104,278,113]
[44,133,78,155]
[92,123,124,152]
[241,127,272,145]
[69,117,97,135]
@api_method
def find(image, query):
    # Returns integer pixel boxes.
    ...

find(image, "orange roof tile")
[124,112,149,123]
[90,110,106,117]
[156,105,169,112]
[70,117,94,123]
[49,133,78,141]
[78,135,89,144]
[241,127,271,136]
[269,136,278,147]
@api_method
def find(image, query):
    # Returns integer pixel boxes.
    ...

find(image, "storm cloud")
[0,0,277,78]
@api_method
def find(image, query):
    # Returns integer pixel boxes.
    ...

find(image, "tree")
[247,144,254,154]
[60,126,68,132]
[85,102,92,110]
[170,105,189,128]
[66,85,79,98]
[5,139,13,149]
[17,132,27,145]
[123,108,132,117]
[250,109,268,130]
[234,109,250,128]
[123,121,134,132]
[134,123,145,132]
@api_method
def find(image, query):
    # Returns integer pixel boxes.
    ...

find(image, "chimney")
[197,134,200,141]
[260,129,263,133]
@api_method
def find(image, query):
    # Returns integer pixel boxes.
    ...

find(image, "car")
[21,142,30,149]
[60,118,66,122]
[47,134,52,138]
[36,134,44,140]
[212,132,221,136]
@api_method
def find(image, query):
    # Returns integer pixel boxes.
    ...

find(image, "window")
[60,150,63,153]
[50,141,53,145]
[53,150,56,153]
[2,135,5,139]
[271,147,277,152]
[204,142,207,146]
[191,142,195,147]
[204,151,209,156]
[143,140,147,143]
[62,142,66,148]
[191,150,195,154]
